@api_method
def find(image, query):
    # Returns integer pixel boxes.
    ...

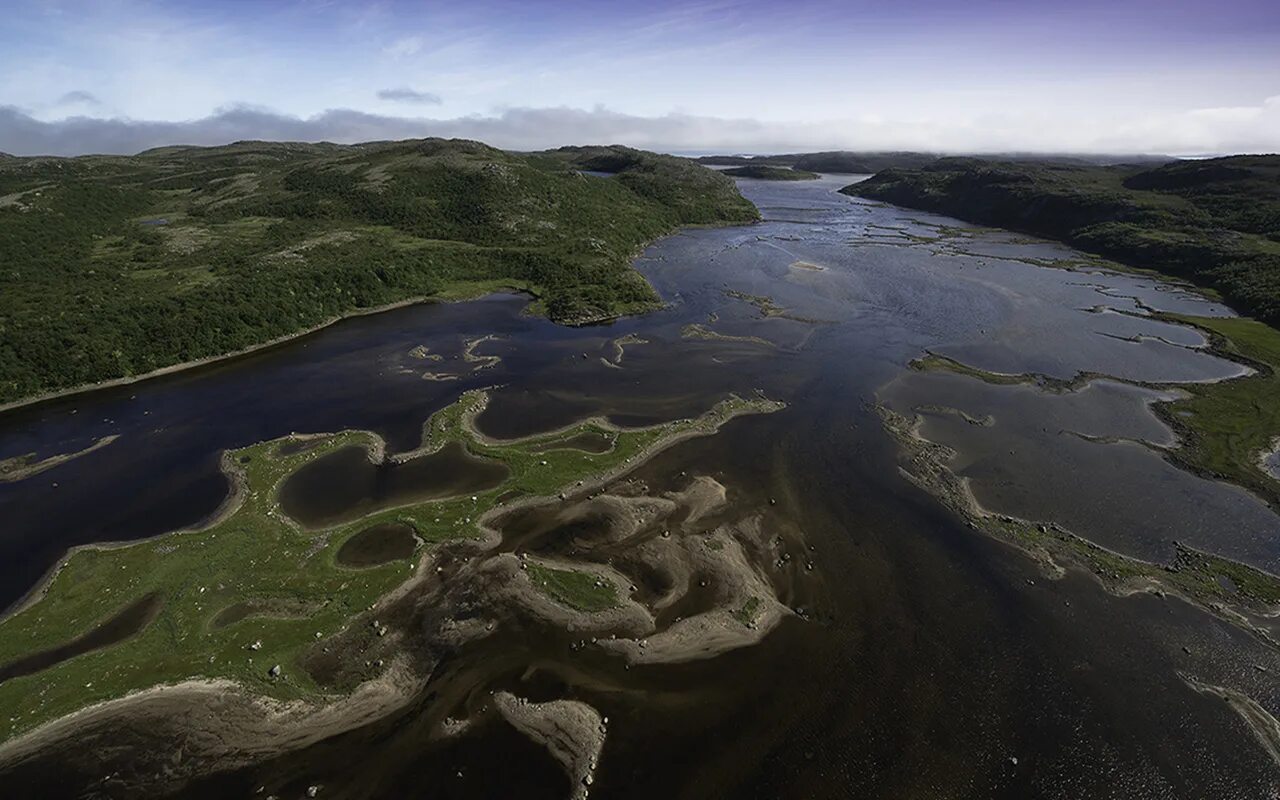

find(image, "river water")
[1,175,1277,798]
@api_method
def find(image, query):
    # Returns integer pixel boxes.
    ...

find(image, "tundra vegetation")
[0,391,779,742]
[846,156,1280,325]
[722,165,820,181]
[0,140,758,404]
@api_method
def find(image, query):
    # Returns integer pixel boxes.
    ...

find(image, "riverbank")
[0,141,760,407]
[875,404,1280,647]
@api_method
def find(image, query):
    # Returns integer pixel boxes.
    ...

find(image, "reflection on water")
[2,175,1279,796]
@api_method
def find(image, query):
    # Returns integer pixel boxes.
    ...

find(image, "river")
[1,174,1277,798]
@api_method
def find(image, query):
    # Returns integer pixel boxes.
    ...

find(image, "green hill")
[0,140,758,405]
[845,155,1280,325]
[723,165,820,180]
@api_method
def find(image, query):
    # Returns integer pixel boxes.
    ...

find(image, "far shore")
[0,289,532,417]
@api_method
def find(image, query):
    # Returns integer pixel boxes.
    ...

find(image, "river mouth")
[1,175,1279,797]
[278,441,510,529]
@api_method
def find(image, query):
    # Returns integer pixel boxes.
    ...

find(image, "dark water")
[0,593,162,684]
[278,442,509,529]
[529,430,615,454]
[1,175,1279,797]
[335,523,419,568]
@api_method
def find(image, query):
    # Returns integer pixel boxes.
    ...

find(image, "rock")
[268,664,281,678]
[306,786,320,798]
[248,640,262,651]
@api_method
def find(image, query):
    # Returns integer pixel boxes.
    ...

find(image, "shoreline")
[0,209,763,418]
[875,403,1280,646]
[0,446,254,621]
[0,294,450,417]
[0,393,786,764]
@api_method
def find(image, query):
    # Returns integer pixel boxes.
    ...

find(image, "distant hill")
[698,151,935,173]
[0,139,758,405]
[699,151,1176,174]
[697,154,797,167]
[723,165,820,180]
[845,155,1280,324]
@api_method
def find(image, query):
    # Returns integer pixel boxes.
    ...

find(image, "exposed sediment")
[0,435,121,483]
[494,692,605,798]
[1183,675,1280,767]
[0,391,794,799]
[876,404,1280,649]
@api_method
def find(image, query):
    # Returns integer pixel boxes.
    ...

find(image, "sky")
[1,0,1278,156]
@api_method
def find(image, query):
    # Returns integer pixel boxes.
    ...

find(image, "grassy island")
[0,391,782,743]
[0,140,759,406]
[722,165,820,181]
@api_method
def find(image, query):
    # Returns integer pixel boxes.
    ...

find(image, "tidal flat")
[1,175,1280,798]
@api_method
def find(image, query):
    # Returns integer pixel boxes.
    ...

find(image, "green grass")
[0,391,781,742]
[910,353,1034,386]
[910,316,1280,511]
[732,596,761,626]
[877,405,1280,627]
[1155,314,1280,508]
[525,564,618,612]
[0,140,759,405]
[723,165,820,181]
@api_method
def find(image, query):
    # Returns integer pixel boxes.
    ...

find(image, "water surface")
[2,175,1278,798]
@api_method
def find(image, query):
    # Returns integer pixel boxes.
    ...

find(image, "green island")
[0,140,758,406]
[1154,314,1280,509]
[844,155,1280,325]
[722,165,820,181]
[0,390,779,742]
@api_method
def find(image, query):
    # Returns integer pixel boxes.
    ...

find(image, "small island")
[723,165,820,181]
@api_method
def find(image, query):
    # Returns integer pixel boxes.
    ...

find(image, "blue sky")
[2,0,1278,155]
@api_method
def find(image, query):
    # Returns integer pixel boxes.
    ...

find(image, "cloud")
[1,100,1278,158]
[56,90,99,106]
[376,87,442,105]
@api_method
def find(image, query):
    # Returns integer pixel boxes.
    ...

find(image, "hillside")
[723,165,820,180]
[0,140,758,405]
[845,156,1280,325]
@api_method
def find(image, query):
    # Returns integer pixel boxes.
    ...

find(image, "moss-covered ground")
[0,391,779,742]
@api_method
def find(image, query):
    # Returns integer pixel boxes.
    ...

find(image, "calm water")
[1,175,1278,798]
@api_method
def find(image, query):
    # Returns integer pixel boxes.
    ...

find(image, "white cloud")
[376,87,442,105]
[2,97,1278,158]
